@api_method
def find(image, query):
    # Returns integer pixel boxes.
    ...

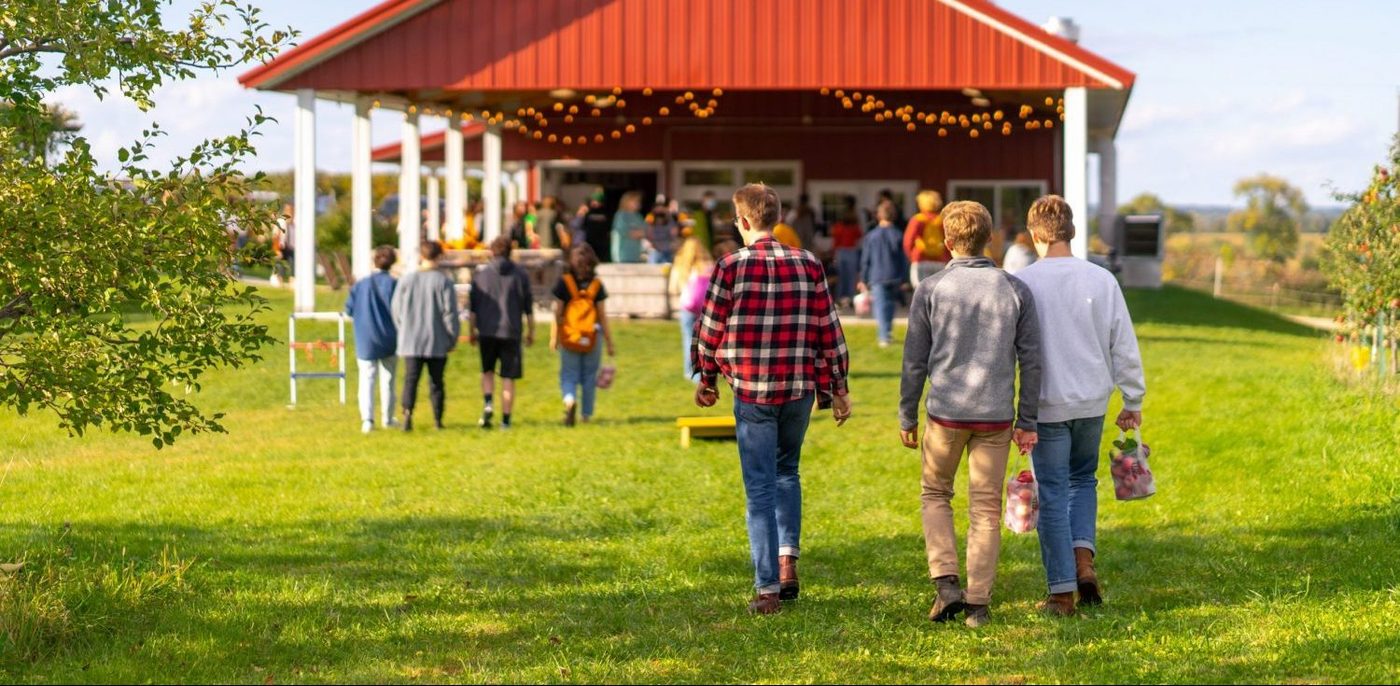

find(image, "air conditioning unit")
[1115,214,1164,289]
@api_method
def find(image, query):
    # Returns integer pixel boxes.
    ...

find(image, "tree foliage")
[1227,174,1308,263]
[1118,192,1195,235]
[0,1,294,447]
[1323,138,1400,338]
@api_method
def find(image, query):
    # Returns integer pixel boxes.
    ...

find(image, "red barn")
[240,0,1133,310]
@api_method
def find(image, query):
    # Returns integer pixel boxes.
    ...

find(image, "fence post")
[1379,311,1388,377]
[1213,256,1223,298]
[1373,314,1382,376]
[1270,283,1279,310]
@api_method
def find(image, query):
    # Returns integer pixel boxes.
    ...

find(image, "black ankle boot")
[402,410,413,432]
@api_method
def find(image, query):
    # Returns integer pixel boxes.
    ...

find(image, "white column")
[503,170,518,225]
[444,124,465,243]
[426,172,441,242]
[1094,133,1118,249]
[351,98,373,279]
[398,111,422,272]
[1062,87,1089,259]
[293,89,317,312]
[483,124,503,242]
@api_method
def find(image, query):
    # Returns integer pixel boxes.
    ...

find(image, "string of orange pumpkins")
[403,88,1068,146]
[821,88,1066,138]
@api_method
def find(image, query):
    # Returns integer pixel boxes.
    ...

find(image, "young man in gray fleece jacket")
[898,200,1042,629]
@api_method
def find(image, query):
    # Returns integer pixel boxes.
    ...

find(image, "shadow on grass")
[1127,286,1318,338]
[10,495,1398,681]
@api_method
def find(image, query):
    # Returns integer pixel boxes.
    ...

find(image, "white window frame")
[947,179,1049,228]
[808,179,920,224]
[674,160,802,208]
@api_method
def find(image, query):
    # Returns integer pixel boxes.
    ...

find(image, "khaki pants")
[921,422,1012,605]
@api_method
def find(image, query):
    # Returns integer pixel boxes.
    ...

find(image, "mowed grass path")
[2,287,1398,683]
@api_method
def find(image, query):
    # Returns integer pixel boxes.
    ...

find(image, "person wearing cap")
[576,188,612,263]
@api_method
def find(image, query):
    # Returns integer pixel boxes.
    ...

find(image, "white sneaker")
[361,420,374,434]
[382,418,399,429]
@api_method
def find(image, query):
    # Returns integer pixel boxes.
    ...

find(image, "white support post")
[483,124,503,242]
[351,98,373,279]
[426,173,441,242]
[293,89,318,312]
[1063,87,1089,259]
[445,124,465,244]
[398,110,422,271]
[504,171,518,224]
[1094,133,1118,249]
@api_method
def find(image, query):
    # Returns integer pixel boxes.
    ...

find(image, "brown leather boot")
[1075,547,1103,607]
[1037,592,1077,617]
[748,592,781,615]
[779,555,799,601]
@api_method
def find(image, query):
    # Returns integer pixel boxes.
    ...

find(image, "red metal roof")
[241,0,1134,94]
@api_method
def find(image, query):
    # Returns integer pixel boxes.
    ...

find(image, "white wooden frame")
[946,178,1050,228]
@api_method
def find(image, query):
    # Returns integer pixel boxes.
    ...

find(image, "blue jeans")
[1031,416,1104,594]
[835,248,860,301]
[648,249,674,264]
[559,345,603,418]
[870,281,900,343]
[679,309,698,381]
[734,394,814,594]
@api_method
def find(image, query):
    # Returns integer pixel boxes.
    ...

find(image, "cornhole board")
[676,416,736,447]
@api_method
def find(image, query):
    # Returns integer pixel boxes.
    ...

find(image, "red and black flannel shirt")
[692,237,850,408]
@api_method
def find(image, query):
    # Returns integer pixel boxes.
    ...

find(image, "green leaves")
[0,0,294,447]
[1324,137,1400,341]
[1227,174,1308,263]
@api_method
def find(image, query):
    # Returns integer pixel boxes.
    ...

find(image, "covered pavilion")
[239,0,1134,312]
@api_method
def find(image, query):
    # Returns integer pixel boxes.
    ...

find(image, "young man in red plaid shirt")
[692,183,853,615]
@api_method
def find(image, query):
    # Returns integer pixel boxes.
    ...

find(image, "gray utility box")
[1116,214,1165,289]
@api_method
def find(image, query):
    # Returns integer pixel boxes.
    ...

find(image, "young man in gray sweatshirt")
[1015,195,1146,617]
[899,200,1042,629]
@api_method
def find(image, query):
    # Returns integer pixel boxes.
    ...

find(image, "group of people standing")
[691,184,1145,626]
[482,189,701,268]
[343,238,618,433]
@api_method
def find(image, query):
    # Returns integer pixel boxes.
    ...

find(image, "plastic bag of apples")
[1004,454,1039,533]
[1109,428,1156,500]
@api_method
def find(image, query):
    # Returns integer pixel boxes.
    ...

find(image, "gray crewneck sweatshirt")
[1014,257,1145,422]
[899,256,1042,431]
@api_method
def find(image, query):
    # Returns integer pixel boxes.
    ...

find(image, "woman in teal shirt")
[610,191,647,263]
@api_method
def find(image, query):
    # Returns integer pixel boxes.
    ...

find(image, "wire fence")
[1169,277,1343,314]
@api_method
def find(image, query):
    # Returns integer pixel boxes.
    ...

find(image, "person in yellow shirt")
[772,221,802,249]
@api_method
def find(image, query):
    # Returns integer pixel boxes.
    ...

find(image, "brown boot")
[748,592,781,615]
[1075,547,1102,607]
[1037,592,1077,617]
[779,555,799,601]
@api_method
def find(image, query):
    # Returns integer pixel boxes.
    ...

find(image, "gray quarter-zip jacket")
[898,256,1042,431]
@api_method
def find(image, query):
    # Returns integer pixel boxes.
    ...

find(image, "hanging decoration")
[448,86,730,147]
[820,87,1065,139]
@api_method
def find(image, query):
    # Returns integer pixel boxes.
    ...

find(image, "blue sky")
[52,0,1400,206]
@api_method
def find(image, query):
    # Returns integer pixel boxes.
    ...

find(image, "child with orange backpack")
[903,190,949,288]
[550,244,616,426]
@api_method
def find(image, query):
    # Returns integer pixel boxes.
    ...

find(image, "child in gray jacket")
[898,200,1042,629]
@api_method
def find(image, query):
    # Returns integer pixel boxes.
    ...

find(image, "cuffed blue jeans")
[870,281,900,344]
[734,393,814,594]
[559,345,603,418]
[679,309,698,382]
[1030,416,1104,594]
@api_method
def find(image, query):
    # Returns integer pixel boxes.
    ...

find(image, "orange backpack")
[911,211,947,261]
[560,274,603,353]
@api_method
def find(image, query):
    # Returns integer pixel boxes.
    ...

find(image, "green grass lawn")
[2,286,1398,683]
